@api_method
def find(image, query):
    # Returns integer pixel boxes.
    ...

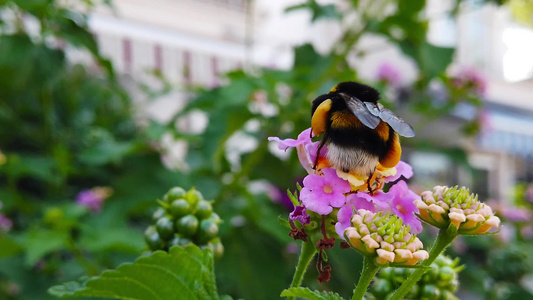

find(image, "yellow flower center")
[324,186,333,194]
[396,204,408,215]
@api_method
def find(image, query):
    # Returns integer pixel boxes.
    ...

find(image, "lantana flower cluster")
[416,186,500,234]
[344,209,429,266]
[268,127,422,237]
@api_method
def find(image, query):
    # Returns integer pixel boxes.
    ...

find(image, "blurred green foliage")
[0,1,188,299]
[0,0,511,299]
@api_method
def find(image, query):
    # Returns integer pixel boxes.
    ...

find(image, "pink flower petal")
[384,161,413,183]
[268,128,312,151]
[299,168,350,215]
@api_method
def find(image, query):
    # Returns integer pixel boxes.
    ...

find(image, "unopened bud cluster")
[144,187,223,259]
[344,210,428,266]
[367,255,462,300]
[416,186,500,234]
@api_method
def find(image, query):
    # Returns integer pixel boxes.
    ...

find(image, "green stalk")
[389,229,457,300]
[352,256,380,300]
[287,241,317,300]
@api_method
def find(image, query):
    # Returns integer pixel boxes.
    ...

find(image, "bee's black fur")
[334,81,380,103]
[310,82,395,174]
[324,95,392,161]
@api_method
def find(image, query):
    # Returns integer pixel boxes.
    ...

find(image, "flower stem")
[287,241,317,299]
[352,256,380,300]
[389,229,457,300]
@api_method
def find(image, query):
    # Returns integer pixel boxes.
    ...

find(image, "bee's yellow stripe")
[375,121,389,141]
[379,133,401,168]
[330,111,361,128]
[312,99,332,136]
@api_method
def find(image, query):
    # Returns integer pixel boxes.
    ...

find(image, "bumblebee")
[311,81,415,177]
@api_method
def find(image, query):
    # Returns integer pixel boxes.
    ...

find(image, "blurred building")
[423,0,533,201]
[80,0,533,201]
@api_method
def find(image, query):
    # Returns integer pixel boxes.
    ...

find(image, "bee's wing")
[341,94,381,129]
[364,102,415,137]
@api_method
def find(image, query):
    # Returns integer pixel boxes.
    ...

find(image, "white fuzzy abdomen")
[327,144,378,176]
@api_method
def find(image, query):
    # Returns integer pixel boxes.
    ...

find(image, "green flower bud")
[164,187,187,203]
[176,215,199,237]
[366,254,462,300]
[195,219,219,244]
[195,200,213,219]
[168,234,192,248]
[210,212,222,225]
[169,199,191,218]
[156,217,175,240]
[145,187,223,256]
[152,207,166,220]
[438,266,455,284]
[145,226,164,251]
[370,278,393,297]
[209,237,224,260]
[421,284,440,299]
[187,188,203,206]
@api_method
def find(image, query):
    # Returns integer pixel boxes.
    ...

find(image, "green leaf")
[0,235,23,258]
[215,224,286,300]
[12,0,50,17]
[48,245,219,300]
[419,42,455,79]
[79,130,135,165]
[2,154,56,182]
[310,4,341,21]
[398,41,453,80]
[0,34,65,92]
[24,228,70,266]
[78,227,145,254]
[54,14,98,54]
[398,0,425,16]
[293,44,335,82]
[285,0,341,21]
[281,287,344,300]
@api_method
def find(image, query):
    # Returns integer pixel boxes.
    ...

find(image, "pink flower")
[290,205,310,225]
[374,181,422,233]
[479,109,493,133]
[268,186,295,211]
[335,192,378,239]
[300,168,351,215]
[0,214,13,233]
[521,225,533,239]
[268,128,313,151]
[376,62,402,87]
[501,207,531,223]
[75,187,112,213]
[383,161,413,183]
[269,128,325,174]
[305,141,328,165]
[0,201,12,233]
[452,66,487,96]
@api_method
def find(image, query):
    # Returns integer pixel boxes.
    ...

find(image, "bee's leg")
[367,169,376,194]
[313,134,328,170]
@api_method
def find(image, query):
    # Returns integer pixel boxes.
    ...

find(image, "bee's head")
[331,81,380,103]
